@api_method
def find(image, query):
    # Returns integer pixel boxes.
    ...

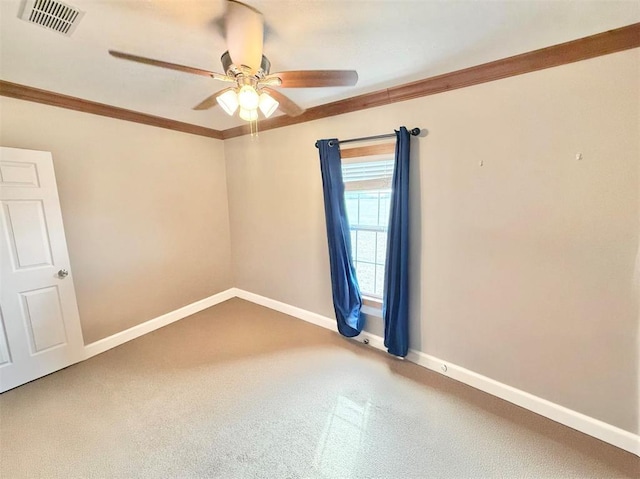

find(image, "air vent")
[20,0,84,36]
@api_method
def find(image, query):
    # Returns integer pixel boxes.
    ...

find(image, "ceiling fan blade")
[109,50,213,78]
[109,50,231,81]
[267,70,358,88]
[225,0,264,71]
[262,87,305,117]
[193,88,234,110]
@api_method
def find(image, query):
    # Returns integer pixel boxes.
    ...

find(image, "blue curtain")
[383,127,411,357]
[317,139,364,337]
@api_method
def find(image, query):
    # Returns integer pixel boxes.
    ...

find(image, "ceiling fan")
[109,0,358,123]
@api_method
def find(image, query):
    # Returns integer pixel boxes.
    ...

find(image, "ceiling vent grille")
[20,0,84,36]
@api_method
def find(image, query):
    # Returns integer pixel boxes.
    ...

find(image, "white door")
[0,147,84,393]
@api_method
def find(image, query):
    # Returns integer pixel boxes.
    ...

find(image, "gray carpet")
[1,298,638,478]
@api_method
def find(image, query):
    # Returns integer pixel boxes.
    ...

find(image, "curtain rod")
[315,128,421,148]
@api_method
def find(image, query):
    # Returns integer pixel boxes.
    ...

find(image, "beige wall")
[225,49,639,433]
[0,49,637,435]
[0,98,233,343]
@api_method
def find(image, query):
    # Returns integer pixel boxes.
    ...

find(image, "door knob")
[58,269,69,278]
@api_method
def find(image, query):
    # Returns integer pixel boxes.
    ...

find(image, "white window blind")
[342,156,394,298]
[342,159,394,192]
[342,159,394,182]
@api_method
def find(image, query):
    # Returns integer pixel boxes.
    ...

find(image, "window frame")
[341,142,395,309]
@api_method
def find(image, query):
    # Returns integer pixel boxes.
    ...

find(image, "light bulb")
[237,85,260,110]
[258,92,279,118]
[239,108,258,121]
[216,89,238,116]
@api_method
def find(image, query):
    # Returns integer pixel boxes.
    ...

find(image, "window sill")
[362,296,382,308]
[362,296,383,318]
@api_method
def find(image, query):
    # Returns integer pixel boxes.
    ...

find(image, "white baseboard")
[83,288,236,359]
[232,288,338,332]
[79,287,639,456]
[403,349,640,457]
[233,289,639,457]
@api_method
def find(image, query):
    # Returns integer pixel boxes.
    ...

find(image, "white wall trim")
[232,288,338,332]
[83,288,236,359]
[78,287,639,456]
[404,350,640,457]
[233,289,640,457]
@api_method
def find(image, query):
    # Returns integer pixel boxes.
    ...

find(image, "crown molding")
[1,23,638,140]
[222,22,640,139]
[0,80,224,140]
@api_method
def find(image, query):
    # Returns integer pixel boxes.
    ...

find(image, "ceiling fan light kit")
[239,107,258,122]
[108,0,358,129]
[237,85,260,110]
[258,92,279,118]
[216,89,239,115]
[216,51,278,120]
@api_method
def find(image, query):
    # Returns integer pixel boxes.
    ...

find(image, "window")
[342,156,394,299]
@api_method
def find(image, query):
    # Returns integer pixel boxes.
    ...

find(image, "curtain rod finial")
[409,128,420,136]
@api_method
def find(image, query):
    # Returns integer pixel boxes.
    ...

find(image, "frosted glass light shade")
[258,92,279,118]
[239,107,258,121]
[238,85,260,110]
[216,89,239,116]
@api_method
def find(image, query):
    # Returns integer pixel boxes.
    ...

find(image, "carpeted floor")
[1,298,638,478]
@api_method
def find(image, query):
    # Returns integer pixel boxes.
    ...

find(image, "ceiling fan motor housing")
[221,50,271,78]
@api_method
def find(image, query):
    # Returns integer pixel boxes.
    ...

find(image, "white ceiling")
[1,0,638,131]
